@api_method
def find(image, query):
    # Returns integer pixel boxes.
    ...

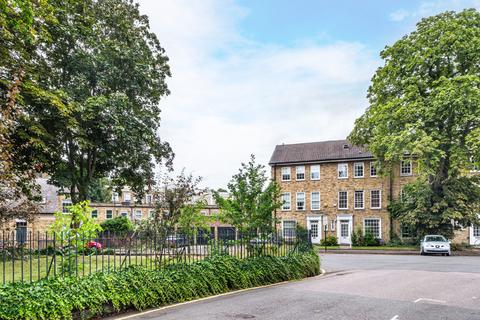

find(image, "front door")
[471,225,480,246]
[307,219,320,244]
[338,219,351,244]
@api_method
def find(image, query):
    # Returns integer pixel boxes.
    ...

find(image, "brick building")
[269,139,479,245]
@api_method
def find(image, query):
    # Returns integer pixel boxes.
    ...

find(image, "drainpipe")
[389,169,394,240]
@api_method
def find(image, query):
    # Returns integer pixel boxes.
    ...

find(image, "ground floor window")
[91,210,98,219]
[364,218,381,238]
[474,225,480,237]
[134,210,142,220]
[283,220,296,238]
[106,210,113,219]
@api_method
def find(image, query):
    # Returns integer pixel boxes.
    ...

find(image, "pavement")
[113,254,480,320]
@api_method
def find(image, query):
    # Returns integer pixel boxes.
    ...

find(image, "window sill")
[354,176,364,179]
[370,207,382,210]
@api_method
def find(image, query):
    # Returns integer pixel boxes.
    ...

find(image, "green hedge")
[0,252,320,319]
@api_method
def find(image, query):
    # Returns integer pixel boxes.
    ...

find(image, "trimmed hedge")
[0,252,320,319]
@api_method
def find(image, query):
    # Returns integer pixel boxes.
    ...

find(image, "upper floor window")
[281,193,291,210]
[112,192,119,202]
[354,162,364,178]
[106,210,113,219]
[400,160,412,176]
[338,163,348,179]
[91,210,98,219]
[370,190,381,209]
[338,191,348,209]
[281,167,291,181]
[146,194,152,204]
[370,162,378,177]
[123,192,131,202]
[310,165,320,180]
[311,192,321,210]
[296,166,305,180]
[296,192,305,210]
[354,190,364,209]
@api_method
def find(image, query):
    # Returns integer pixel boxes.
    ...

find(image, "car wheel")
[447,252,451,256]
[420,249,425,255]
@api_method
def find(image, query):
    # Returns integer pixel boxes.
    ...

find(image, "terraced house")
[269,139,480,246]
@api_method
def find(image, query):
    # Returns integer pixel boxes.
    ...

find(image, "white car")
[420,235,451,256]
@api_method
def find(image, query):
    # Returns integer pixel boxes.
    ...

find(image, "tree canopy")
[349,9,480,238]
[215,155,282,234]
[3,0,173,205]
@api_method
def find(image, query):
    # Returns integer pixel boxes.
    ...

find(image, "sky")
[137,0,480,189]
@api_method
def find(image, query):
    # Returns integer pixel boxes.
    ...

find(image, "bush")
[0,253,320,319]
[100,216,134,235]
[320,236,338,246]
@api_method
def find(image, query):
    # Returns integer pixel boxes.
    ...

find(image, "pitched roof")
[269,139,373,165]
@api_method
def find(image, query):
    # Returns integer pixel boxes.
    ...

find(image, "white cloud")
[138,0,379,188]
[390,0,480,22]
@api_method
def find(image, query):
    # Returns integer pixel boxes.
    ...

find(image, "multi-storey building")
[269,139,479,245]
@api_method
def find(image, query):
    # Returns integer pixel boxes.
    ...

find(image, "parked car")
[249,234,283,245]
[165,235,188,247]
[420,235,451,256]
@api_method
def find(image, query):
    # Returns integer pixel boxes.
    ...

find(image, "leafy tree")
[7,0,173,204]
[178,201,212,238]
[100,216,134,236]
[349,9,480,238]
[87,177,112,203]
[215,155,282,234]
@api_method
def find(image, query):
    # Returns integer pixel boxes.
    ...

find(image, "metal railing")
[0,228,311,284]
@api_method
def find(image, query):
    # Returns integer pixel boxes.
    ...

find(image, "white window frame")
[363,218,381,239]
[281,192,291,211]
[121,211,128,217]
[296,166,305,181]
[112,192,119,202]
[370,190,382,209]
[296,192,306,211]
[282,220,296,238]
[149,210,155,219]
[370,161,378,177]
[354,162,364,178]
[338,191,348,210]
[310,165,320,180]
[91,210,98,219]
[338,163,348,179]
[123,192,131,202]
[281,167,291,181]
[354,190,364,209]
[311,192,321,210]
[400,160,412,176]
[134,210,142,220]
[105,209,113,219]
[146,194,152,204]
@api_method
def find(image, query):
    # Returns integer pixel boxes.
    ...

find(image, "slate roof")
[269,139,373,165]
[37,177,61,214]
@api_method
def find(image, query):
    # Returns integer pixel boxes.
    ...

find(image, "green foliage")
[6,0,173,204]
[0,253,320,319]
[349,9,480,237]
[177,201,211,237]
[215,155,282,234]
[100,216,133,235]
[320,236,338,247]
[87,178,112,203]
[351,227,380,247]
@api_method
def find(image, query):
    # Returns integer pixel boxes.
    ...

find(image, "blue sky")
[138,0,480,188]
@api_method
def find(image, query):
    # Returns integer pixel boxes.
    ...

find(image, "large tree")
[7,0,173,204]
[349,9,480,238]
[215,155,282,234]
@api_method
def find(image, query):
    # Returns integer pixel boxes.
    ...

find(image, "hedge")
[0,252,320,319]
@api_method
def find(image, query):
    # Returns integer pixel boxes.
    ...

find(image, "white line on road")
[414,298,446,304]
[390,315,399,320]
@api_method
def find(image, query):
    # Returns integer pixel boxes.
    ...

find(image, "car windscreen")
[425,236,446,242]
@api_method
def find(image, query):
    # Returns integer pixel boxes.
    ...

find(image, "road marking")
[414,298,446,304]
[390,315,399,320]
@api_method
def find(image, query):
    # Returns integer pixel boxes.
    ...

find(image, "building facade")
[269,139,479,245]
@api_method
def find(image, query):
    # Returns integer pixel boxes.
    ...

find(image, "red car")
[86,241,102,250]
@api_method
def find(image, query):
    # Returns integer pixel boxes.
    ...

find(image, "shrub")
[320,236,338,246]
[0,252,319,319]
[100,216,134,235]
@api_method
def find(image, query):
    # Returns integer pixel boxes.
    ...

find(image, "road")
[115,254,480,320]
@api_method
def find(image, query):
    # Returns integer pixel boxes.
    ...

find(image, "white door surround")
[470,225,480,246]
[307,216,322,244]
[337,214,353,245]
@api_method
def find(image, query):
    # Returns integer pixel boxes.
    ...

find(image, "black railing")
[0,228,310,284]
